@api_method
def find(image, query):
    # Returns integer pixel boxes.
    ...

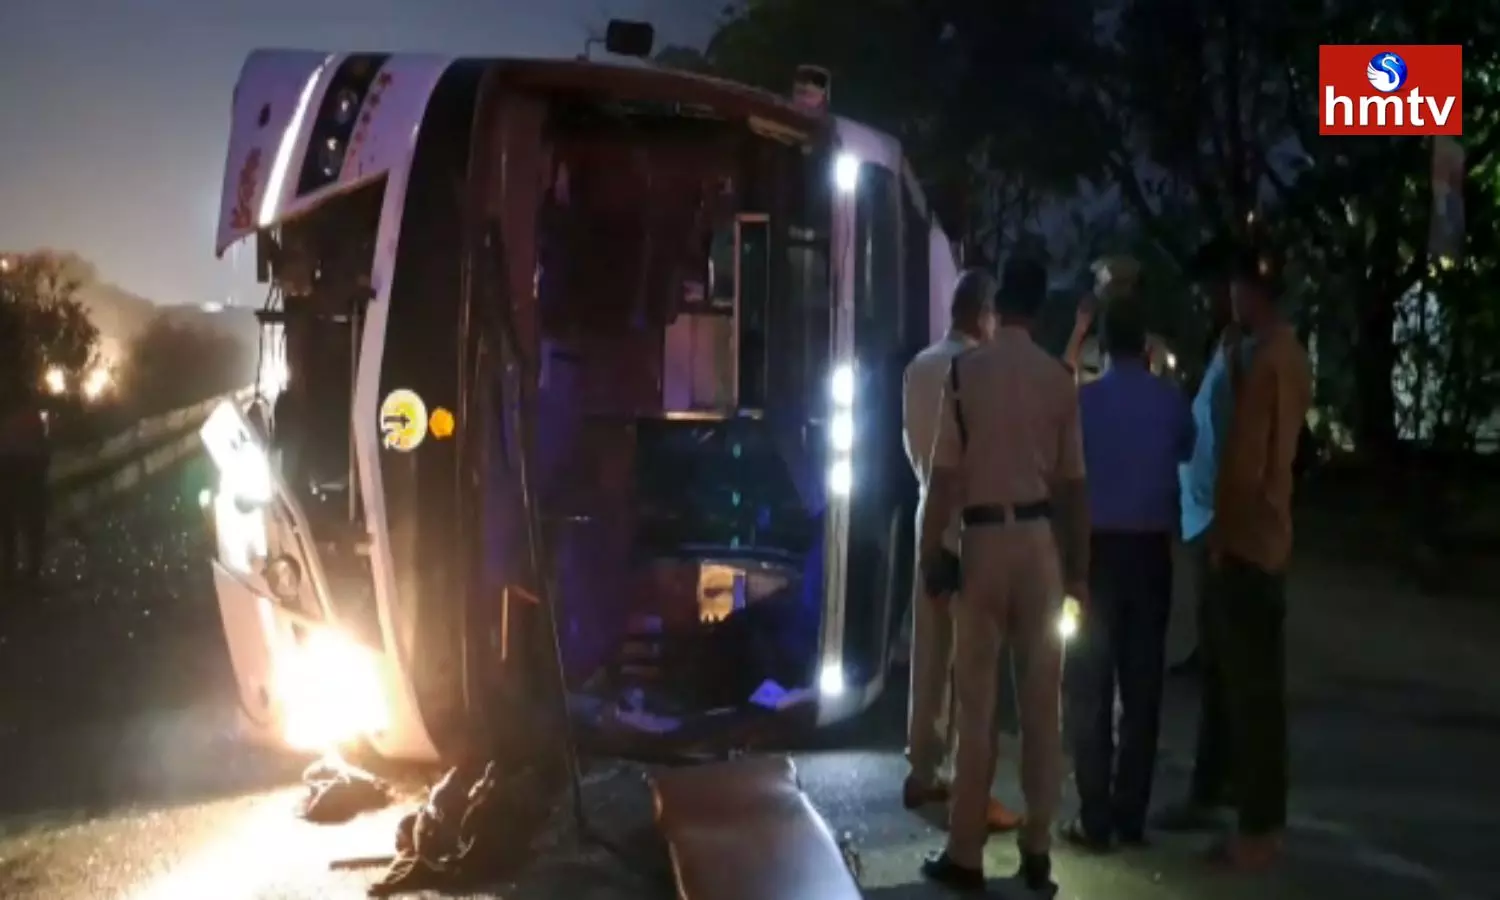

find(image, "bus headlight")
[273,625,389,753]
[1058,596,1081,641]
[830,364,855,406]
[828,459,853,496]
[317,135,345,178]
[819,662,845,696]
[828,363,855,496]
[830,411,854,452]
[833,153,860,193]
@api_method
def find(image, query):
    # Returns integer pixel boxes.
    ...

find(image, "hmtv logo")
[1319,45,1463,135]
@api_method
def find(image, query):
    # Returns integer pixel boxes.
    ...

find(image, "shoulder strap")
[948,354,969,450]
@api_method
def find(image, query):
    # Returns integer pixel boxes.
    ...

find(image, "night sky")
[0,0,718,308]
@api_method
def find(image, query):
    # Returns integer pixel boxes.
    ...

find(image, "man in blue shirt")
[1062,304,1192,851]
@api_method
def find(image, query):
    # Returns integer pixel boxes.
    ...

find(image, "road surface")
[1,462,1497,899]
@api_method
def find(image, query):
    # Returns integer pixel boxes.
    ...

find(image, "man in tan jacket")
[1203,256,1311,870]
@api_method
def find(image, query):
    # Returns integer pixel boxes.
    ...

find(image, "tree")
[0,251,102,403]
[1071,0,1500,452]
[653,44,714,74]
[1271,3,1499,453]
[693,0,1500,450]
[700,0,1101,249]
[118,313,252,415]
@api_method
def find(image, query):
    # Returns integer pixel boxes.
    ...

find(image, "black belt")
[962,501,1052,526]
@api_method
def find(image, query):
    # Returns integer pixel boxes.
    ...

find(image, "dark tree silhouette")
[0,251,102,404]
[118,313,252,416]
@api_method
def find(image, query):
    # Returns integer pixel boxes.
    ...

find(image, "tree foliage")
[118,314,251,415]
[692,0,1500,451]
[0,251,102,404]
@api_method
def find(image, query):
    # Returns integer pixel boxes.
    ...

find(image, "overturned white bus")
[203,44,962,763]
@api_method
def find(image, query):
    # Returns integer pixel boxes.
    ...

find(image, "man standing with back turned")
[1062,304,1192,852]
[918,256,1090,894]
[900,268,1022,832]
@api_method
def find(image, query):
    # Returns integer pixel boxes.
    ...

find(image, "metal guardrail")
[47,386,254,524]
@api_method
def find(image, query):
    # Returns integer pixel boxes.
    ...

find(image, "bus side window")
[854,164,900,368]
[900,175,930,355]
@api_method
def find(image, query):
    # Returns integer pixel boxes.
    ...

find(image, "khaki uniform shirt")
[904,332,978,551]
[930,327,1085,507]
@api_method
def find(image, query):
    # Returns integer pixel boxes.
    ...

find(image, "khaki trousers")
[906,563,955,784]
[945,521,1065,868]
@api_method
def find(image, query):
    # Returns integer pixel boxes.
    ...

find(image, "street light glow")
[82,367,112,400]
[44,367,66,395]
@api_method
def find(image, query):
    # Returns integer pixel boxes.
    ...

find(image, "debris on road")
[297,756,391,824]
[368,760,556,897]
[837,830,863,881]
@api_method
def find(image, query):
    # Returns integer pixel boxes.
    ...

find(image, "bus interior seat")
[650,755,861,900]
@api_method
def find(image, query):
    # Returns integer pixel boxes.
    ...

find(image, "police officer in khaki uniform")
[918,256,1090,894]
[900,269,1022,832]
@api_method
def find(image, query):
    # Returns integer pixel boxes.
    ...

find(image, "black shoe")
[1015,851,1056,895]
[920,850,985,892]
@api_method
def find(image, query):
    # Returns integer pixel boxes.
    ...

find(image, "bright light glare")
[819,663,845,696]
[43,366,65,395]
[260,352,289,399]
[198,488,213,509]
[830,363,855,406]
[833,153,860,192]
[273,623,390,752]
[259,61,329,227]
[830,411,854,452]
[230,442,274,506]
[1058,596,1081,641]
[828,459,853,496]
[202,401,273,572]
[1165,352,1178,370]
[214,487,266,574]
[81,367,110,400]
[201,401,273,507]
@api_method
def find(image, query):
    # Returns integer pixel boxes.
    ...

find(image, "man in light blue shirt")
[1180,337,1247,544]
[1155,251,1256,832]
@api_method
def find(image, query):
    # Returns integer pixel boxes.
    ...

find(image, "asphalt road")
[1,463,1498,899]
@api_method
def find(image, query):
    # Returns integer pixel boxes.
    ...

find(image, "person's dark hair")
[950,267,995,325]
[1100,303,1148,359]
[995,255,1048,318]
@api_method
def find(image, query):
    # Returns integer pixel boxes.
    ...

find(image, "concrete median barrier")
[46,386,253,526]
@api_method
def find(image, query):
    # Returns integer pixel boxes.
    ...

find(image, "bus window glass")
[901,175,930,353]
[854,164,900,361]
[787,237,829,413]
